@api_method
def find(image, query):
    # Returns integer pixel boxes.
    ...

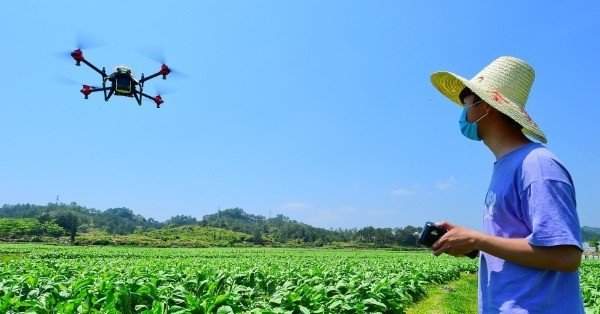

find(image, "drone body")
[70,49,169,108]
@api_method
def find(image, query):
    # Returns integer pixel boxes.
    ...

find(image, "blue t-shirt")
[479,143,584,314]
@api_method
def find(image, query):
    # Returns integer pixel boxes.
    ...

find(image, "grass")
[406,272,479,314]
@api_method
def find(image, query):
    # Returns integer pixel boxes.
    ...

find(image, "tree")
[252,228,263,245]
[38,213,51,224]
[589,237,599,254]
[55,211,79,243]
[95,207,143,235]
[165,215,198,227]
[394,225,421,247]
[41,221,67,237]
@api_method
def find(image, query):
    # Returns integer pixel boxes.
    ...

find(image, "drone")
[70,49,171,108]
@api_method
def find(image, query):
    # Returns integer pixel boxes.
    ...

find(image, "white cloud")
[310,208,341,222]
[436,176,457,190]
[366,208,397,218]
[282,202,312,210]
[391,188,415,196]
[291,206,358,228]
[347,184,361,192]
[337,206,357,214]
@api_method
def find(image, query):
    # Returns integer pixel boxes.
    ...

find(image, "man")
[429,56,584,313]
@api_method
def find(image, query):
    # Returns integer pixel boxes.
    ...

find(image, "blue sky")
[1,1,599,231]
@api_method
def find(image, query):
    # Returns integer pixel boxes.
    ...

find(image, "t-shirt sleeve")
[521,179,583,250]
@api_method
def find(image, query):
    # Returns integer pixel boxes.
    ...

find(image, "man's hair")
[458,87,481,104]
[459,87,522,129]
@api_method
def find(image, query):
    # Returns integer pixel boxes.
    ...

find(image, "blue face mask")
[459,100,487,141]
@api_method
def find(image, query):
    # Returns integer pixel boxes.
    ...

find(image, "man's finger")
[431,234,446,250]
[436,221,455,230]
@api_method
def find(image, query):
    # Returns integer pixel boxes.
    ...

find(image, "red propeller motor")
[153,95,164,108]
[159,64,171,79]
[80,85,92,99]
[71,49,85,66]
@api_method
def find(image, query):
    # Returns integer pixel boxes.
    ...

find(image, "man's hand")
[429,221,581,272]
[431,221,479,257]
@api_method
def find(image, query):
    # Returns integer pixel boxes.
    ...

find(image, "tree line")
[199,208,422,247]
[3,203,599,249]
[0,203,425,247]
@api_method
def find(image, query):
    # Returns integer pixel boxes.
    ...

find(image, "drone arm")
[139,72,161,84]
[102,78,109,101]
[89,86,109,93]
[105,89,114,101]
[139,92,153,100]
[80,59,107,78]
[80,86,110,100]
[139,91,164,108]
[140,64,171,83]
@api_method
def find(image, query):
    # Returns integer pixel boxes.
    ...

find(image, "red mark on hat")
[477,76,484,82]
[519,108,532,122]
[491,91,509,104]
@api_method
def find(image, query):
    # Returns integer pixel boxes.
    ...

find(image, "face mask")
[459,101,487,141]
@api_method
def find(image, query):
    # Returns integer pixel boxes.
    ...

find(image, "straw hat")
[430,56,547,143]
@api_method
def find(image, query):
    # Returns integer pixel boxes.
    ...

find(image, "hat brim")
[431,71,547,143]
[430,71,470,107]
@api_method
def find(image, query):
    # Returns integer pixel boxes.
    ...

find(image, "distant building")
[583,242,591,252]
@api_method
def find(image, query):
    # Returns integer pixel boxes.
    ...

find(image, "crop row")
[0,245,478,313]
[580,261,600,314]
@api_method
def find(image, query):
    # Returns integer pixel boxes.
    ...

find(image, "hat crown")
[471,56,535,109]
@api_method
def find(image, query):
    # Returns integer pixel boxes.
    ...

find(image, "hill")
[582,226,600,242]
[0,203,421,248]
[76,225,253,248]
[3,203,599,248]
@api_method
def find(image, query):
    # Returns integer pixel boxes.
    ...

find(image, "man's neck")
[484,131,532,160]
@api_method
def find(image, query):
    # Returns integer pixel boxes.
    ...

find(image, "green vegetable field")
[0,244,598,313]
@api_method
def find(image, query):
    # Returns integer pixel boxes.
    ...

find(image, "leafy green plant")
[2,245,595,313]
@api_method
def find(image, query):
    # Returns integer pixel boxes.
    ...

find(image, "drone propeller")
[150,87,174,108]
[137,46,186,79]
[53,74,100,89]
[152,91,165,108]
[54,74,101,99]
[53,32,106,64]
[155,86,174,96]
[74,31,106,50]
[137,45,168,64]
